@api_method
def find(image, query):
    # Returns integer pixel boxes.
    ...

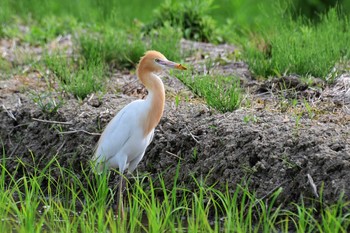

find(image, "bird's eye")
[155,58,160,63]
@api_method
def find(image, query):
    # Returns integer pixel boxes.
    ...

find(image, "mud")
[0,38,349,207]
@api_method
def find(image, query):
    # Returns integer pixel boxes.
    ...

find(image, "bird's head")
[138,50,187,73]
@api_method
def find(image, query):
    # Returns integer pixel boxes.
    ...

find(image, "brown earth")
[0,37,349,207]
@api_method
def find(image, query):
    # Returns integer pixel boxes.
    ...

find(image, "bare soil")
[1,37,349,207]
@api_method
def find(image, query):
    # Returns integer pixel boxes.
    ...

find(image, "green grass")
[1,15,80,45]
[42,54,106,99]
[143,0,218,42]
[79,23,182,70]
[244,7,350,80]
[30,91,64,115]
[1,155,350,232]
[178,72,242,112]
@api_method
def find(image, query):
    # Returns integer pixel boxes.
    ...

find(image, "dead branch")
[166,151,184,160]
[185,124,200,144]
[58,129,101,136]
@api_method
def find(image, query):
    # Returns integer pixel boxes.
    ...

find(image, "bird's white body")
[94,98,154,173]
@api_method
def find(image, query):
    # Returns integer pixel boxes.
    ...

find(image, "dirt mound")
[1,88,349,206]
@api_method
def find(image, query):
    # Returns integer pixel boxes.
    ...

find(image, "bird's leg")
[117,175,125,219]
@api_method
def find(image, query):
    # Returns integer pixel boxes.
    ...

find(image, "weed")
[303,99,315,119]
[175,94,181,107]
[30,91,64,115]
[291,98,298,108]
[192,147,198,162]
[243,114,258,124]
[293,113,303,137]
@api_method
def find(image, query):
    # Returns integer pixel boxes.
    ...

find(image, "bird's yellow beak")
[158,60,187,70]
[175,64,187,70]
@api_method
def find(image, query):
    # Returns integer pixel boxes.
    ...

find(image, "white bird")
[93,50,186,217]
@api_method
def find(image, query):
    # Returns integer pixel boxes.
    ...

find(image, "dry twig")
[2,105,16,121]
[58,129,101,136]
[185,125,200,144]
[166,151,183,160]
[307,173,319,198]
[32,118,73,125]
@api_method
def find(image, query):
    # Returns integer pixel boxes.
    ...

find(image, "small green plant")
[178,73,242,112]
[303,98,315,119]
[30,91,64,115]
[291,98,298,108]
[293,112,303,137]
[243,114,258,123]
[175,94,181,107]
[192,147,198,162]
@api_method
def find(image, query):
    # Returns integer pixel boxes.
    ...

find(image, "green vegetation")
[1,0,349,100]
[79,23,181,69]
[30,91,64,115]
[245,8,350,80]
[43,54,106,99]
[179,73,242,112]
[143,0,218,42]
[1,156,349,232]
[1,16,80,45]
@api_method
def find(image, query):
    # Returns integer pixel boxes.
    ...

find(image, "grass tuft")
[178,73,242,112]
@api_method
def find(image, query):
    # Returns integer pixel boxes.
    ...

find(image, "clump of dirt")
[0,37,349,207]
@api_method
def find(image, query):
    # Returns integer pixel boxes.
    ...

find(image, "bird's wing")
[93,100,144,164]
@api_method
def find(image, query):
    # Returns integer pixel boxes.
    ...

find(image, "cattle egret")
[93,50,187,217]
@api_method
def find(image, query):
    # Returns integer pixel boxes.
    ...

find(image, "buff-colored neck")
[137,64,165,137]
